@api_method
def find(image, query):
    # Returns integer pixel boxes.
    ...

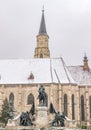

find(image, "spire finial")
[42,5,44,13]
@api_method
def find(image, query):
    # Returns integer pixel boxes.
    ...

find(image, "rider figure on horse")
[39,85,45,95]
[38,85,47,106]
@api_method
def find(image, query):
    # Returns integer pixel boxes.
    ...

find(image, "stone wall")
[0,83,91,125]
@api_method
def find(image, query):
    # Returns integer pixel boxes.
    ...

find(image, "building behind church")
[0,9,91,125]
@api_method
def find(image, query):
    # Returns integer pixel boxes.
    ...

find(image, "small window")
[9,93,14,105]
[64,94,68,116]
[72,94,75,120]
[89,96,91,118]
[40,53,43,58]
[27,94,34,105]
[81,95,85,121]
[9,93,14,102]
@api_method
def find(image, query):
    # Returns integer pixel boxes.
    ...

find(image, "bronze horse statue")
[37,85,47,106]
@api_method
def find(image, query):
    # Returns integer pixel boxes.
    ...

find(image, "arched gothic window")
[64,94,68,116]
[89,96,91,118]
[27,94,34,105]
[40,53,43,58]
[9,93,14,105]
[81,95,85,121]
[72,94,75,120]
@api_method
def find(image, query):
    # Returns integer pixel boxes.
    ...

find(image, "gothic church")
[0,9,91,125]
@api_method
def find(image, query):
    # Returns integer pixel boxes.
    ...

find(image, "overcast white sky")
[0,0,91,67]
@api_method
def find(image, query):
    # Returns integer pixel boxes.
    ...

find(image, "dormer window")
[28,72,34,80]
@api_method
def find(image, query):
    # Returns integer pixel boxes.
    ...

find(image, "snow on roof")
[51,58,75,84]
[67,66,91,86]
[0,58,76,84]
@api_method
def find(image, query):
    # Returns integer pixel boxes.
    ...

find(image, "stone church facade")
[0,9,91,125]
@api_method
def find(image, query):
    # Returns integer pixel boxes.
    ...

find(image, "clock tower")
[34,8,50,58]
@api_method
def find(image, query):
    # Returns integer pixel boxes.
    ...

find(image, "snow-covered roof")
[67,66,91,86]
[0,58,76,84]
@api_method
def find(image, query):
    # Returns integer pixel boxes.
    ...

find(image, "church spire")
[34,7,50,58]
[39,6,47,35]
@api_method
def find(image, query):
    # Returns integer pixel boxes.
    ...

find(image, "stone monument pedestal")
[35,106,49,127]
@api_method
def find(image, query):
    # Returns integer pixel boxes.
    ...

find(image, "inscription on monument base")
[36,106,49,126]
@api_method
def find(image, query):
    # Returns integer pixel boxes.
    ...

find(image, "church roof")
[67,66,91,86]
[38,9,47,35]
[0,58,75,84]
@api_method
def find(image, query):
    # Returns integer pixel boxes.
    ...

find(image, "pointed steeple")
[83,53,89,71]
[39,6,47,35]
[34,7,50,58]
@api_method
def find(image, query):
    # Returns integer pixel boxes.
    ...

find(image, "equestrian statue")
[37,85,47,106]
